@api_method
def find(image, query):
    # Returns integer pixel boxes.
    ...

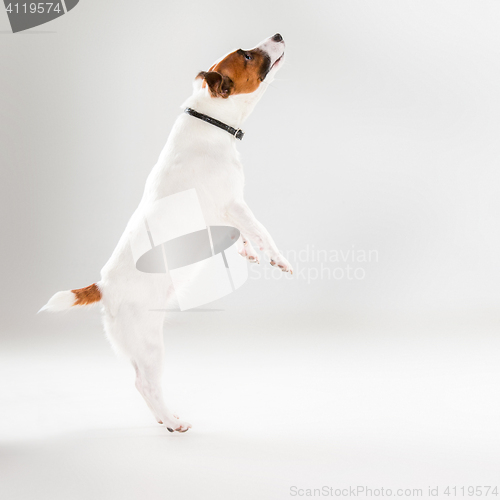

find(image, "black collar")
[184,108,244,140]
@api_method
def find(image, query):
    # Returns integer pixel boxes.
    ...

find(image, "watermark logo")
[251,245,379,284]
[3,0,79,33]
[129,189,247,311]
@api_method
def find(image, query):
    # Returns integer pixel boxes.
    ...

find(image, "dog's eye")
[245,53,253,61]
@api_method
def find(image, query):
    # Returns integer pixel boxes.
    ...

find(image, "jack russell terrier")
[40,33,293,433]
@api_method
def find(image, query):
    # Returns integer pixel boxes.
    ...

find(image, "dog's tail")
[38,283,102,313]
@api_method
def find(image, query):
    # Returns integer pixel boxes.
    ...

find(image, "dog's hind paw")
[164,414,192,433]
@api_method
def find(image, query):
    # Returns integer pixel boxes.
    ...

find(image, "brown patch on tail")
[71,283,101,306]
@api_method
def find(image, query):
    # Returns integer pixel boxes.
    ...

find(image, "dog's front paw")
[238,239,260,264]
[270,254,293,274]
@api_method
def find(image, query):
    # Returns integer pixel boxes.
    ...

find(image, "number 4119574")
[444,486,498,497]
[6,3,62,14]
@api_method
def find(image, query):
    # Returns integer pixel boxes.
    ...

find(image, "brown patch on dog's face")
[197,48,271,98]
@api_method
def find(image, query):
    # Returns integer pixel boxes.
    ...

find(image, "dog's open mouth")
[271,53,284,69]
[261,52,284,81]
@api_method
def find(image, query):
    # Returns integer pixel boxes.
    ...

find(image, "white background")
[1,1,499,499]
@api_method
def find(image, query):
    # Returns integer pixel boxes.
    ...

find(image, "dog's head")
[196,33,285,99]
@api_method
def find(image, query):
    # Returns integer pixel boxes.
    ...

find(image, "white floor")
[1,310,499,500]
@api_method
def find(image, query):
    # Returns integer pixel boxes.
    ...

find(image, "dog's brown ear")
[197,71,234,98]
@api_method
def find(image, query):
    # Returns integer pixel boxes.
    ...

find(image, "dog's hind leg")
[104,307,191,433]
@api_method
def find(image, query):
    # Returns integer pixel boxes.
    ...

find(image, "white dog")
[41,33,292,433]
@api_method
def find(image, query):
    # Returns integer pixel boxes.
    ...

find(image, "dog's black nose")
[272,33,283,42]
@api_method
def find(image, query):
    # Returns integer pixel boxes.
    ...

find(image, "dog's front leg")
[237,234,260,264]
[227,201,293,274]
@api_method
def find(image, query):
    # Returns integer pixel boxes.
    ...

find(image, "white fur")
[45,35,292,433]
[38,290,75,313]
